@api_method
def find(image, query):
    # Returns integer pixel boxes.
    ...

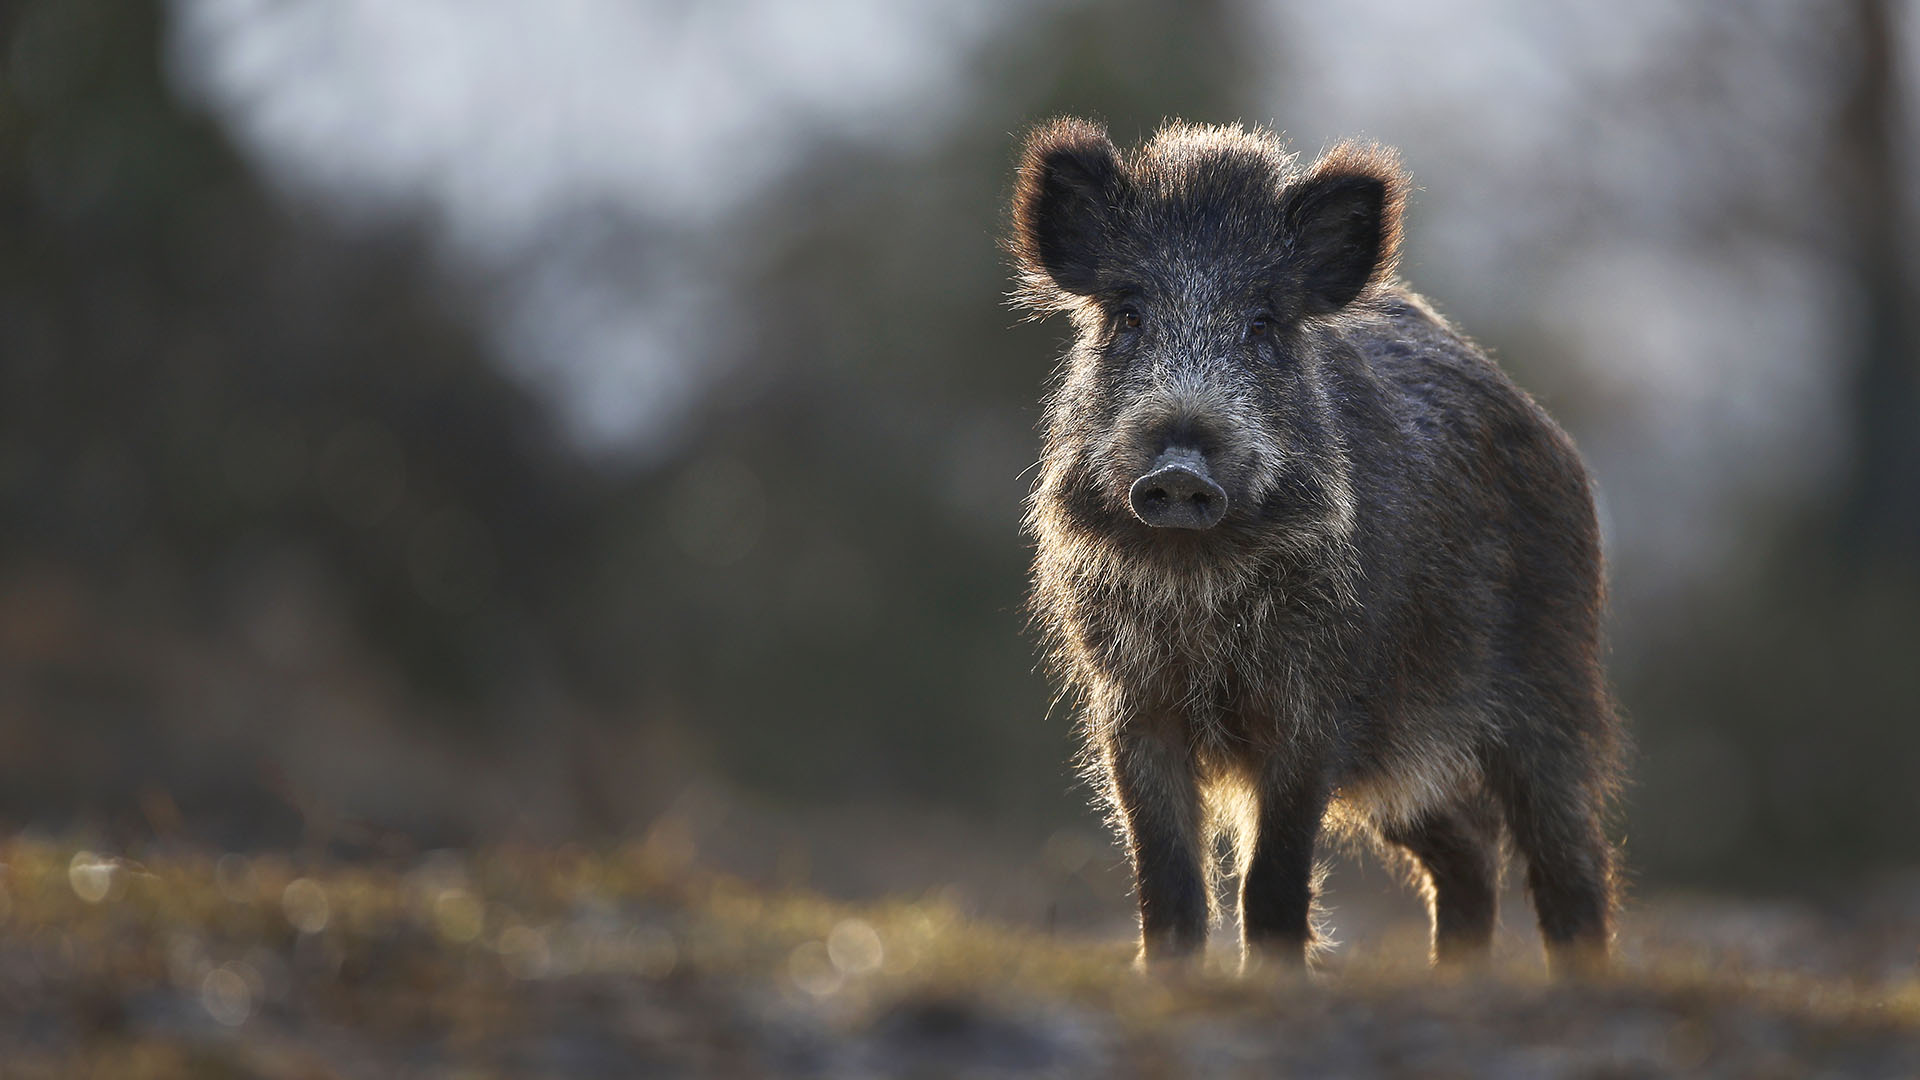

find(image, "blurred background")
[1,0,1915,919]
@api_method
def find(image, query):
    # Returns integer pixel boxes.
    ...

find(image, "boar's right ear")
[1010,118,1126,308]
[1283,142,1407,315]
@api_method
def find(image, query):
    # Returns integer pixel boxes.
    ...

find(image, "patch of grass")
[1,835,1915,1077]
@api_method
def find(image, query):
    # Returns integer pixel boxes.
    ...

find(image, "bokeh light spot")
[66,851,116,904]
[826,918,883,977]
[281,877,331,934]
[433,887,485,944]
[201,963,254,1026]
[788,940,842,997]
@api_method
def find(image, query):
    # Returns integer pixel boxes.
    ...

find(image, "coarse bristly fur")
[1008,117,1624,976]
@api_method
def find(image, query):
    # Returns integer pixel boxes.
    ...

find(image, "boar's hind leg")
[1488,741,1614,977]
[1380,796,1501,966]
[1106,723,1207,965]
[1238,760,1330,968]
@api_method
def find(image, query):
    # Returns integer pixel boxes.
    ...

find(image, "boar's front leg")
[1103,715,1207,966]
[1239,755,1330,969]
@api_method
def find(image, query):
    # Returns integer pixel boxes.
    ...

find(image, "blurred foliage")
[0,0,1084,839]
[0,0,1915,894]
[0,0,607,830]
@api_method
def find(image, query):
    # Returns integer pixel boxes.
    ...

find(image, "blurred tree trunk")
[1837,0,1920,562]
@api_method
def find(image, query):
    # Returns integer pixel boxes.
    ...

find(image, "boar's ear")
[1284,142,1407,314]
[1010,118,1126,307]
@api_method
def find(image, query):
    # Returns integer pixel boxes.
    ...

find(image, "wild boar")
[1011,118,1622,975]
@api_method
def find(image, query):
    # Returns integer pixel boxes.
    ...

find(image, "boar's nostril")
[1129,458,1228,530]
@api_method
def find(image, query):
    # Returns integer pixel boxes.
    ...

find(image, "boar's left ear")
[1283,142,1407,315]
[1009,117,1127,309]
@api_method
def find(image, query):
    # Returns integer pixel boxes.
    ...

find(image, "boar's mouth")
[1128,447,1228,530]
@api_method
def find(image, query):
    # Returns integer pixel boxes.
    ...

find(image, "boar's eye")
[1248,316,1271,339]
[1119,309,1142,331]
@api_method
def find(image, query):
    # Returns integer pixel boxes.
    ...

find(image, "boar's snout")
[1129,447,1227,530]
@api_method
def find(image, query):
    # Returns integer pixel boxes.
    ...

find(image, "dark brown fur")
[1009,118,1623,975]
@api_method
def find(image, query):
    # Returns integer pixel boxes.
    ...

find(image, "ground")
[1,834,1917,1078]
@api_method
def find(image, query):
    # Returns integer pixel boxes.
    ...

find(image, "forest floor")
[1,833,1918,1079]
